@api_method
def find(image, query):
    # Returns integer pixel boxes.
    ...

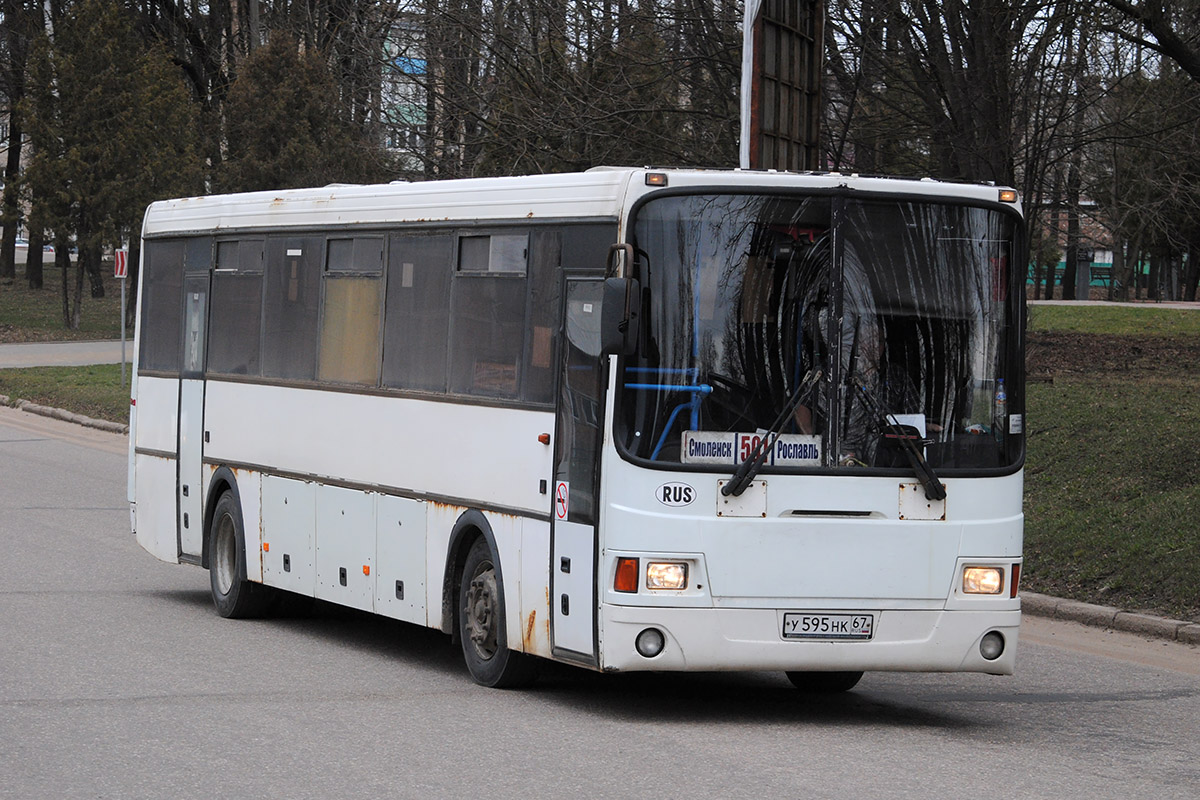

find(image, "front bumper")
[600,604,1021,675]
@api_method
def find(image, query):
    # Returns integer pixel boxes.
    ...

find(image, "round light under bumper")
[979,631,1005,661]
[635,628,666,658]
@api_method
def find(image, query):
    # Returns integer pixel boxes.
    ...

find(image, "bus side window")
[139,239,186,373]
[382,234,452,393]
[318,237,383,386]
[523,230,562,404]
[208,239,264,376]
[449,233,527,399]
[263,237,321,381]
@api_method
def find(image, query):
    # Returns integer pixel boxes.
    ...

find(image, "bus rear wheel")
[209,491,271,619]
[785,670,864,693]
[458,537,537,688]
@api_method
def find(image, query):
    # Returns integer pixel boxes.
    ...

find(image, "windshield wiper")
[721,369,821,498]
[854,381,946,502]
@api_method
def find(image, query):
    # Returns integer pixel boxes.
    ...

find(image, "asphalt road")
[1,405,1197,800]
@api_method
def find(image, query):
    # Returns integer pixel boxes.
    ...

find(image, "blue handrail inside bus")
[624,371,713,460]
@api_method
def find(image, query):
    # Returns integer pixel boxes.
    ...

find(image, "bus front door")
[177,273,208,560]
[550,278,605,664]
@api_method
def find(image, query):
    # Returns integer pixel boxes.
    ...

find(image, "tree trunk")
[58,237,71,327]
[0,0,26,282]
[1185,246,1198,302]
[26,227,45,289]
[0,111,22,282]
[85,242,105,298]
[73,247,84,329]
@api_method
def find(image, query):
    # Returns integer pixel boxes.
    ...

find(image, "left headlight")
[646,561,688,590]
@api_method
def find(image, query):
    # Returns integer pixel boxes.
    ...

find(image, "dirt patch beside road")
[1027,332,1200,377]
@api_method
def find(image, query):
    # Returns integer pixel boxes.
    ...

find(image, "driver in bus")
[789,243,884,466]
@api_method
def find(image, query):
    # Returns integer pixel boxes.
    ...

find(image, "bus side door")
[177,267,209,560]
[550,278,605,664]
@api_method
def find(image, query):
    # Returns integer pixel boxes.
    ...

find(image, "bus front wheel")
[209,491,271,619]
[785,671,864,693]
[458,537,537,688]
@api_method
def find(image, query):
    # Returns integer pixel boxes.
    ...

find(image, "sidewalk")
[0,339,127,368]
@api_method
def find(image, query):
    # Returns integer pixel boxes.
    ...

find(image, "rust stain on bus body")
[524,609,537,651]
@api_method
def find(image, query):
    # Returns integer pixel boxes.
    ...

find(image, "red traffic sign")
[114,249,128,278]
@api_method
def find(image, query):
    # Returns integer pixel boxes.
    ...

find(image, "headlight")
[963,566,1004,594]
[646,561,688,590]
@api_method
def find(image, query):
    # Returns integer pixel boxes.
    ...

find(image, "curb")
[1022,591,1200,645]
[0,393,129,436]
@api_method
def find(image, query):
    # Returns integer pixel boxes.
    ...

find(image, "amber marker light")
[262,542,270,552]
[645,172,668,187]
[363,565,371,576]
[999,189,1018,203]
[615,557,640,593]
[1010,563,1022,598]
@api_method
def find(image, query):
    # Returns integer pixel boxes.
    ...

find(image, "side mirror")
[601,276,640,355]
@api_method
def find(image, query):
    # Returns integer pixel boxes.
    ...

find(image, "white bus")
[129,167,1025,690]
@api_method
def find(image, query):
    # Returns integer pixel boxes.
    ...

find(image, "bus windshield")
[617,191,1023,472]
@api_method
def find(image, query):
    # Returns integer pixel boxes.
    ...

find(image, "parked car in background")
[14,238,55,265]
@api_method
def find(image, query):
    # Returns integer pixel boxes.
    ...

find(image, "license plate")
[782,612,875,641]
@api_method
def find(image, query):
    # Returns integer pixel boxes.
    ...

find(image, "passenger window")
[382,234,452,392]
[327,237,383,273]
[319,236,383,385]
[458,234,527,273]
[262,237,321,380]
[208,240,264,376]
[449,274,526,398]
[138,239,186,372]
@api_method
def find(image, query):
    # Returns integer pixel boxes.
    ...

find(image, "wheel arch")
[202,466,242,573]
[440,509,503,642]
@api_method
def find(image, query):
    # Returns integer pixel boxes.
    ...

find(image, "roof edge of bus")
[141,168,1020,238]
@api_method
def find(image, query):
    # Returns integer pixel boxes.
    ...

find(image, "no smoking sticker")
[554,481,569,521]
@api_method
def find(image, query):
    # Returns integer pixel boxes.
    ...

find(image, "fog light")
[980,631,1005,660]
[635,628,666,658]
[963,566,1004,594]
[646,561,688,590]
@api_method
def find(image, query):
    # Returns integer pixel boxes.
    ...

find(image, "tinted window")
[328,236,384,273]
[209,240,264,376]
[382,234,452,392]
[209,274,263,375]
[138,240,185,372]
[449,274,526,398]
[458,233,527,273]
[523,230,561,403]
[262,237,321,380]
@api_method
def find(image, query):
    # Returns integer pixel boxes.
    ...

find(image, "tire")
[208,491,271,619]
[458,537,538,688]
[785,670,864,693]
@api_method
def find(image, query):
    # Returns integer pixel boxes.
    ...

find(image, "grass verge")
[0,364,130,424]
[1029,303,1200,336]
[0,264,127,342]
[1024,372,1200,621]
